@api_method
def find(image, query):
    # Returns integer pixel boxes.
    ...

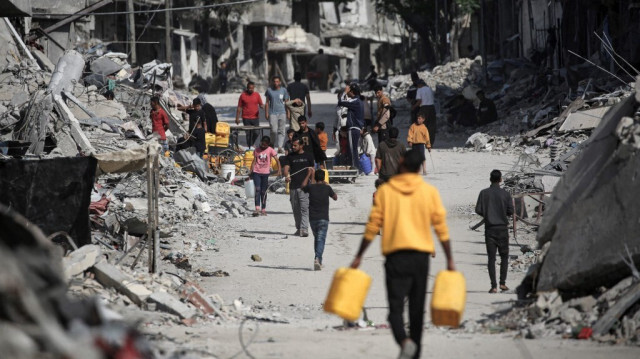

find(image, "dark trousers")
[377,127,388,144]
[252,173,269,209]
[347,128,361,171]
[385,251,430,359]
[242,118,259,147]
[485,226,509,288]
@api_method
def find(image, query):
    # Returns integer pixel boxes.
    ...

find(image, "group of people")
[148,72,516,359]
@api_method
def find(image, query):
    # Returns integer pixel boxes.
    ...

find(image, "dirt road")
[143,92,638,358]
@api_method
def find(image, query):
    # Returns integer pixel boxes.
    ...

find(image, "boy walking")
[407,113,431,175]
[475,170,514,293]
[284,137,315,237]
[302,169,337,270]
[351,149,455,359]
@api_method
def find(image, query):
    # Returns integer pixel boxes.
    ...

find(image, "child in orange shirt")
[315,122,328,153]
[407,113,431,175]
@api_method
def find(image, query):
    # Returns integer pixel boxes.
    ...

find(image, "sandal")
[488,287,497,294]
[500,285,509,292]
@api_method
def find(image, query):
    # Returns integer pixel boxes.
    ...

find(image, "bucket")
[324,267,372,321]
[221,164,235,182]
[244,178,255,198]
[430,270,466,328]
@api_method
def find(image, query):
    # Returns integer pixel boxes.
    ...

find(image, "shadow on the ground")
[331,222,367,226]
[248,264,313,272]
[244,230,290,236]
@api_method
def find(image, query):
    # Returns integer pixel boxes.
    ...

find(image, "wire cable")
[32,0,262,17]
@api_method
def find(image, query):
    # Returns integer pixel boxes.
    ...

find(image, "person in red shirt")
[150,96,170,152]
[235,81,264,149]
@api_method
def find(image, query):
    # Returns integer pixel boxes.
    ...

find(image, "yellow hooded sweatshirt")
[364,173,449,255]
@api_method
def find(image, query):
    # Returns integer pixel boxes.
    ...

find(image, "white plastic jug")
[245,178,255,198]
[221,164,235,182]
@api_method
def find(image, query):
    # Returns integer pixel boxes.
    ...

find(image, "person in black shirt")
[190,121,206,157]
[287,72,312,118]
[302,169,337,270]
[296,116,326,166]
[475,170,514,293]
[178,98,207,133]
[284,137,315,237]
[197,95,219,134]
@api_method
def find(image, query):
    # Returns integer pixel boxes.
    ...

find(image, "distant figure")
[219,61,228,93]
[235,81,264,149]
[413,80,437,145]
[359,127,376,175]
[475,170,514,293]
[361,95,373,128]
[197,94,218,134]
[249,136,281,216]
[284,137,315,237]
[287,72,312,118]
[375,127,405,183]
[364,64,378,89]
[315,122,328,153]
[296,116,326,166]
[447,95,477,128]
[301,169,338,271]
[337,83,365,172]
[373,84,392,143]
[283,129,295,156]
[149,96,170,153]
[285,98,305,132]
[407,113,431,175]
[309,49,329,91]
[476,90,498,126]
[406,71,420,123]
[265,76,290,152]
[351,149,455,359]
[178,98,207,133]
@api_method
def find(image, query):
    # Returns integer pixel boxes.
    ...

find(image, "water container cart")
[325,161,358,183]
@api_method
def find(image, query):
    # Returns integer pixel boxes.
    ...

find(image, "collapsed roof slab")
[0,0,32,17]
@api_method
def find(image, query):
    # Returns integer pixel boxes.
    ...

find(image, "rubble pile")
[387,56,484,102]
[464,276,640,345]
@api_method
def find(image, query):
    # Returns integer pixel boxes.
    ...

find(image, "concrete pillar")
[307,1,321,37]
[180,35,189,85]
[339,58,347,84]
[352,44,360,80]
[237,24,245,71]
[284,53,294,82]
[189,37,198,78]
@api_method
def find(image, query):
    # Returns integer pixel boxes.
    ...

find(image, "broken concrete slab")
[533,94,640,295]
[62,244,101,280]
[93,261,152,306]
[179,281,228,320]
[558,106,611,132]
[148,292,196,319]
[47,50,85,96]
[54,94,96,155]
[593,280,640,335]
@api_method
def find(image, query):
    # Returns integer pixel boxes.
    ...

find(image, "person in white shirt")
[412,80,437,146]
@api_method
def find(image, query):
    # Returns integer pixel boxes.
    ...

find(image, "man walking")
[287,72,312,118]
[351,149,455,359]
[375,127,405,183]
[337,83,365,172]
[413,80,437,145]
[235,81,264,149]
[372,84,392,143]
[265,76,290,152]
[475,170,514,293]
[284,137,315,237]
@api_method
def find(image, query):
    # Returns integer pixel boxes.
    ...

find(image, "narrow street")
[141,93,638,358]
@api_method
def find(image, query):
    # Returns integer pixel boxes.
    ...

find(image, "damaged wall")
[534,92,640,294]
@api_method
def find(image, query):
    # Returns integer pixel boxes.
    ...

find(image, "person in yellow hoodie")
[351,149,455,359]
[407,113,431,175]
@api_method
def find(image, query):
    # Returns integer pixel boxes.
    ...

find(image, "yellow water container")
[285,181,290,194]
[270,157,279,172]
[205,133,216,153]
[233,155,243,170]
[243,150,254,168]
[324,267,372,321]
[430,270,466,328]
[214,122,230,147]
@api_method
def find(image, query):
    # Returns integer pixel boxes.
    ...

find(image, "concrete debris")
[62,244,102,280]
[466,276,640,344]
[148,292,197,319]
[93,261,153,306]
[251,254,263,262]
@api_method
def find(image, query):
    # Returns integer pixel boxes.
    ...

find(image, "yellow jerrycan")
[430,270,466,328]
[324,267,372,321]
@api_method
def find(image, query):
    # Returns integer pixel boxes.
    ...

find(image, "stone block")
[148,292,196,319]
[93,261,152,306]
[62,244,101,280]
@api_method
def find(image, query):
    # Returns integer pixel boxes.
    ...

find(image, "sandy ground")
[142,92,638,358]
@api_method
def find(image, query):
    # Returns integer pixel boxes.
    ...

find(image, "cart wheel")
[238,166,250,176]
